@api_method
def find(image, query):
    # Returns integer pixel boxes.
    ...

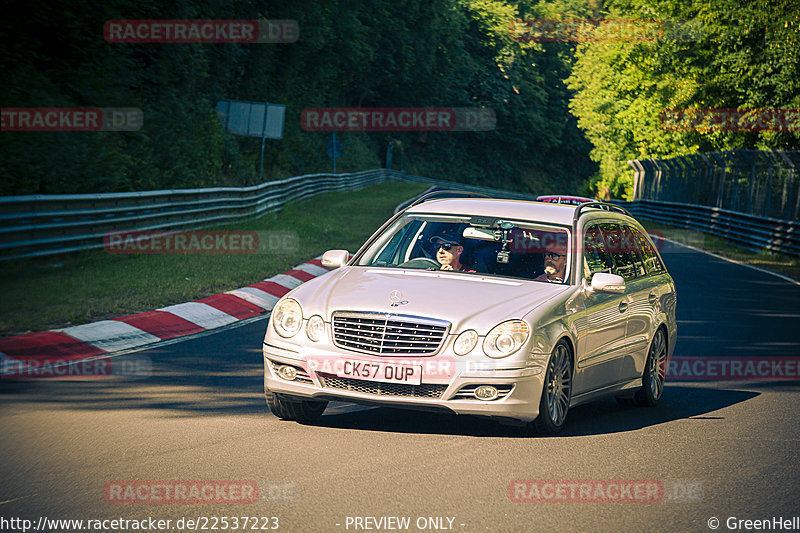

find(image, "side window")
[621,225,647,277]
[600,223,637,280]
[583,225,614,281]
[629,226,664,274]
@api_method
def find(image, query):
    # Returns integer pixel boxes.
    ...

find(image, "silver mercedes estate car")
[262,192,677,434]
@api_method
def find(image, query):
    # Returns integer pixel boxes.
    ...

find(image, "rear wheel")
[528,340,572,435]
[266,391,328,423]
[633,327,667,407]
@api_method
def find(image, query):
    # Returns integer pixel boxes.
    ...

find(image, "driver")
[536,238,568,283]
[430,232,471,272]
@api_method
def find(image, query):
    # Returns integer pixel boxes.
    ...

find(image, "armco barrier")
[0,169,400,261]
[619,199,800,256]
[0,170,544,262]
[3,168,798,261]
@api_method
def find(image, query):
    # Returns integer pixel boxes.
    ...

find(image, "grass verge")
[640,220,800,282]
[0,181,429,337]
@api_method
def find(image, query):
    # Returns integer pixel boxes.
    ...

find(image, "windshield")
[356,213,571,283]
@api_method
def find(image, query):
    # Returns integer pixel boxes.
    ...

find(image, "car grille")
[318,373,448,399]
[331,312,449,356]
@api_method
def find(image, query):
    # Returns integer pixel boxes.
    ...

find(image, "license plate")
[336,360,422,385]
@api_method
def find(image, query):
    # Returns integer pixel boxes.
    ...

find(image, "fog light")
[474,385,498,400]
[278,365,298,381]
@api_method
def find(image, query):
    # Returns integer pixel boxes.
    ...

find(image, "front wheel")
[528,340,572,435]
[266,391,328,423]
[633,327,667,406]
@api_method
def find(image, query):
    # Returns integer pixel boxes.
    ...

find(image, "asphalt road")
[1,239,799,533]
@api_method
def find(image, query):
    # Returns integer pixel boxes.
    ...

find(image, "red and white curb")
[0,258,330,366]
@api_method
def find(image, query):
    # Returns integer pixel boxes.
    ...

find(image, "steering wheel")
[397,257,442,270]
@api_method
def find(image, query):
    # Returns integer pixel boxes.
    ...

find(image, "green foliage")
[567,0,800,199]
[4,1,797,200]
[0,0,596,195]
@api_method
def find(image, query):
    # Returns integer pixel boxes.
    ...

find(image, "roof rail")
[572,202,632,224]
[402,189,493,211]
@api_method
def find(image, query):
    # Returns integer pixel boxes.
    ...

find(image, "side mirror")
[590,272,626,294]
[321,249,350,269]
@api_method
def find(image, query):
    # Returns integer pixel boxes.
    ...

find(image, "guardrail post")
[746,150,757,215]
[628,160,645,201]
[726,151,739,211]
[661,158,671,202]
[776,150,797,221]
[699,153,714,206]
[651,159,664,200]
[708,152,726,208]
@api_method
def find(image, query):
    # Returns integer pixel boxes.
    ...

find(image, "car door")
[618,224,655,380]
[593,222,642,383]
[572,223,632,394]
[627,225,672,375]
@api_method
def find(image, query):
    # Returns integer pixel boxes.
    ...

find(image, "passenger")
[536,239,568,283]
[430,233,473,272]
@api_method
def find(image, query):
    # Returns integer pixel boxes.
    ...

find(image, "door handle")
[618,301,628,313]
[649,293,658,304]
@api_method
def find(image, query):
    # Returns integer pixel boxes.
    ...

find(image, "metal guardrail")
[0,168,547,262]
[3,164,798,261]
[618,199,800,256]
[0,169,402,261]
[629,150,800,221]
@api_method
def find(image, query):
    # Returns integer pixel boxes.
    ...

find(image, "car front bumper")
[263,342,547,423]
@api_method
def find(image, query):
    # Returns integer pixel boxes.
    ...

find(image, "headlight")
[453,330,478,355]
[272,298,303,338]
[483,320,529,358]
[306,315,325,342]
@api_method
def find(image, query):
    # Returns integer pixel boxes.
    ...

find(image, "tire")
[529,340,573,435]
[266,391,328,423]
[265,391,295,420]
[284,398,328,424]
[633,327,667,407]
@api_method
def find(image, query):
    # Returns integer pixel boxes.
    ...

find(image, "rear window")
[629,226,665,274]
[599,223,637,280]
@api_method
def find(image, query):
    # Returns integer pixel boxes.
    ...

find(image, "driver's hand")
[440,264,453,270]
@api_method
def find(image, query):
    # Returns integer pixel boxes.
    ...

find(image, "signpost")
[326,132,343,173]
[216,100,286,179]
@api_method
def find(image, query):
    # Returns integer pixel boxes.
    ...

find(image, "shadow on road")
[301,385,761,438]
[296,386,759,437]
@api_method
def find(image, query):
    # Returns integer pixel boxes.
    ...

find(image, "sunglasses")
[435,243,459,251]
[544,251,566,259]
